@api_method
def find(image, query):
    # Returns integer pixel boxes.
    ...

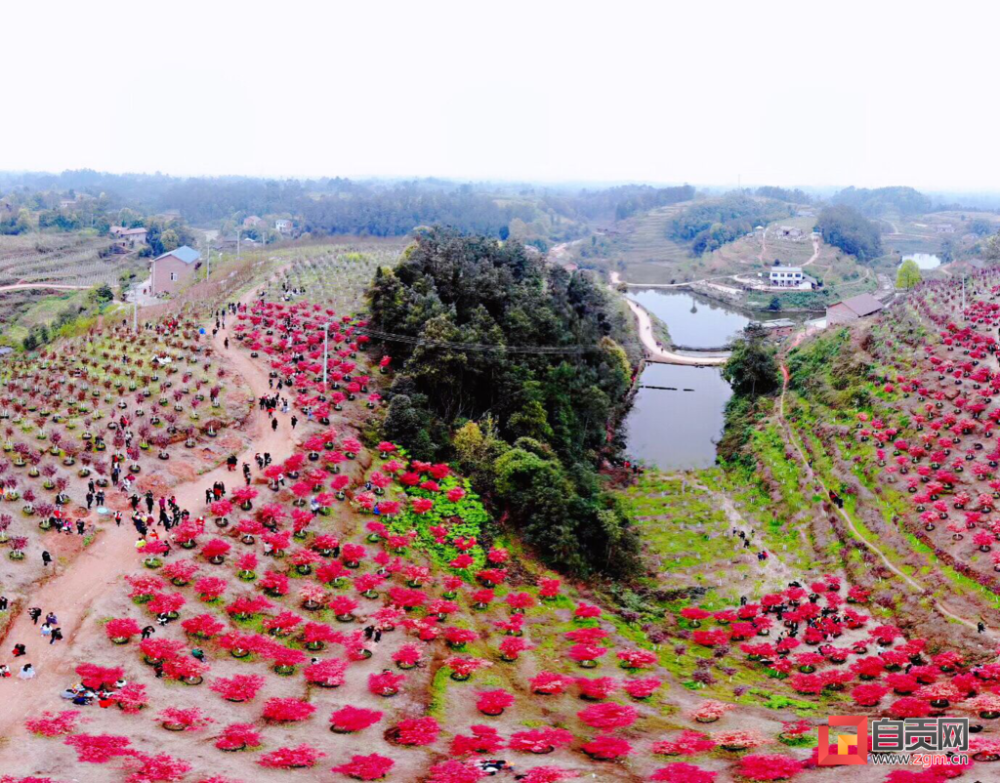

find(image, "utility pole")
[322,323,329,387]
[206,245,211,281]
[962,276,966,313]
[237,229,241,260]
[133,299,138,333]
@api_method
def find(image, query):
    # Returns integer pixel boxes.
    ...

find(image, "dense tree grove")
[816,204,883,261]
[718,323,780,464]
[668,194,792,254]
[831,185,932,217]
[722,323,779,399]
[368,229,641,576]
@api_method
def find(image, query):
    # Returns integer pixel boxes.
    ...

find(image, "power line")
[355,326,601,355]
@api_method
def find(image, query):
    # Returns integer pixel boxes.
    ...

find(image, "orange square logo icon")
[818,715,867,766]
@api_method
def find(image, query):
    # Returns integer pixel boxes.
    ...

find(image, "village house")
[768,265,813,289]
[825,293,885,326]
[109,225,148,250]
[243,215,264,229]
[149,245,201,296]
[274,218,293,235]
[778,225,804,240]
[934,224,955,234]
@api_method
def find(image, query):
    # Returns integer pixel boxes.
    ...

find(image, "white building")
[769,266,812,289]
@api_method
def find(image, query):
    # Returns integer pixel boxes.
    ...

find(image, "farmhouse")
[825,293,884,326]
[150,245,201,295]
[768,266,813,289]
[243,215,264,229]
[934,224,955,234]
[275,218,293,234]
[109,225,148,250]
[778,225,804,240]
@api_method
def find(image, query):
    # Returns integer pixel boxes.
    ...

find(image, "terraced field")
[275,241,406,313]
[0,233,137,287]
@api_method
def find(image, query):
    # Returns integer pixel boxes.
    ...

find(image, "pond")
[902,253,941,270]
[624,362,732,471]
[627,288,802,349]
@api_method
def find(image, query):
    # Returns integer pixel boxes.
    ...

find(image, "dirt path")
[0,284,301,739]
[623,297,728,366]
[0,283,90,292]
[802,238,821,267]
[610,270,738,290]
[776,359,994,637]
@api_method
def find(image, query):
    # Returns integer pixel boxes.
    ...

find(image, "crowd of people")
[1,607,62,683]
[0,296,294,700]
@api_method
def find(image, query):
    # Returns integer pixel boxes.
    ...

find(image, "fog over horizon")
[5,0,999,193]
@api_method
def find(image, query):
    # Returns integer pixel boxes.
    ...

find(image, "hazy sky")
[5,1,996,190]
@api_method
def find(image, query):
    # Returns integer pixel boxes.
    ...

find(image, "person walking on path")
[18,664,35,680]
[27,608,40,625]
[49,628,62,645]
[41,551,51,567]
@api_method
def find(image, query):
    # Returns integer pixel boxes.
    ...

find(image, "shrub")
[262,697,316,723]
[425,761,487,783]
[476,689,515,715]
[368,671,405,696]
[157,708,213,732]
[652,731,717,756]
[331,754,395,780]
[577,702,638,730]
[581,734,632,760]
[210,674,266,703]
[25,710,79,738]
[508,728,575,754]
[736,754,804,781]
[304,658,348,688]
[64,734,134,763]
[389,716,440,746]
[451,725,505,756]
[257,744,325,769]
[105,618,142,643]
[214,723,262,751]
[329,706,383,733]
[649,764,717,783]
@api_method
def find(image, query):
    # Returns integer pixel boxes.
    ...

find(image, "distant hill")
[668,193,793,254]
[832,185,932,217]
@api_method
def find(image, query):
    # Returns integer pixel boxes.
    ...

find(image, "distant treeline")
[754,186,811,204]
[831,186,932,217]
[0,170,697,240]
[669,194,792,254]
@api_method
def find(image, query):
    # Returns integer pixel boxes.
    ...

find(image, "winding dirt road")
[0,285,301,743]
[623,297,727,367]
